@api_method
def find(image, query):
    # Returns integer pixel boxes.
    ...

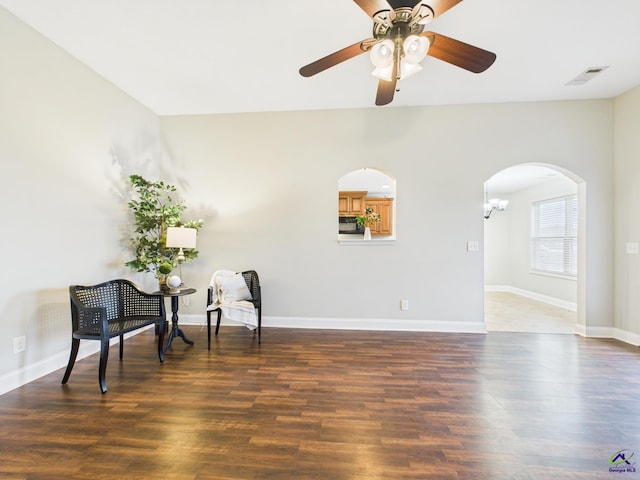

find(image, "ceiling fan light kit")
[370,39,394,68]
[371,35,429,81]
[299,0,497,106]
[403,35,430,64]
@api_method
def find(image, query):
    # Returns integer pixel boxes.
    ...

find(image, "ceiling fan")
[299,0,496,106]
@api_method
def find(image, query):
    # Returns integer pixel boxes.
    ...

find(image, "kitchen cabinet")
[365,198,394,236]
[338,191,366,216]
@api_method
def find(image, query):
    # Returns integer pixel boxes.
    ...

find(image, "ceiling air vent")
[566,66,609,86]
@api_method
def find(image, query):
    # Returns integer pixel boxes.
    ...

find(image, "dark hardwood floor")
[0,327,639,479]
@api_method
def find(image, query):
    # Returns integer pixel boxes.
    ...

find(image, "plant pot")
[158,278,170,293]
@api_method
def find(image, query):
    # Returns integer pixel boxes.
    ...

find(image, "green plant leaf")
[124,174,203,276]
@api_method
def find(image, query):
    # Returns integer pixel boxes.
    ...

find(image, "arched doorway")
[483,164,584,334]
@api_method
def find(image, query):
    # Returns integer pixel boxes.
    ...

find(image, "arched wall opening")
[338,168,397,241]
[483,163,585,334]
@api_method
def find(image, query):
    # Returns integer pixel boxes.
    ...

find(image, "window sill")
[529,269,577,281]
[338,236,395,246]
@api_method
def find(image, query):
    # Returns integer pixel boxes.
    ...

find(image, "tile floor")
[484,291,576,334]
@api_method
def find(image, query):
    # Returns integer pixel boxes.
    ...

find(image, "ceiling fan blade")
[299,40,372,77]
[424,0,464,19]
[375,61,398,106]
[375,79,396,106]
[423,31,496,73]
[353,0,393,19]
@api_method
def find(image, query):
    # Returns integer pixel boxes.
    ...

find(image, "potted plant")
[356,206,380,240]
[125,174,203,290]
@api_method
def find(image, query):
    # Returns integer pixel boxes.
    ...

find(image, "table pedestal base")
[162,293,195,353]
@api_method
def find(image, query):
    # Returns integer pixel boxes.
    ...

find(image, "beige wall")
[614,84,640,340]
[0,8,161,390]
[0,4,629,394]
[159,100,614,334]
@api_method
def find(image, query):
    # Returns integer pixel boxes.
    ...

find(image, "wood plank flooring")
[0,327,639,479]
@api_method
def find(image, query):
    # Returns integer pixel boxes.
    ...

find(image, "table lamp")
[165,226,197,286]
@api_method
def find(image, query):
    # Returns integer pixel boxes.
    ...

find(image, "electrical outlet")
[182,296,190,306]
[401,299,409,311]
[13,336,26,353]
[467,240,480,252]
[626,242,639,254]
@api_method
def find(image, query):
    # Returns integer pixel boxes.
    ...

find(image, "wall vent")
[566,66,609,86]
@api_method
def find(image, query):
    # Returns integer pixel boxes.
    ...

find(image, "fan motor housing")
[372,7,428,40]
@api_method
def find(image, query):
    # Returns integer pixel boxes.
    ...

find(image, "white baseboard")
[574,324,640,346]
[485,285,577,311]
[612,328,640,346]
[0,326,153,397]
[179,314,488,333]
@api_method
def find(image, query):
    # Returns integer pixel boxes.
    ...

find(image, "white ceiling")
[2,1,635,192]
[2,0,640,116]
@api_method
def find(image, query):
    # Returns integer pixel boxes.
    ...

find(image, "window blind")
[531,194,577,276]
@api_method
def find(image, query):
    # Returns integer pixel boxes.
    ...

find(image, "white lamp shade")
[372,65,393,81]
[403,35,429,64]
[165,227,197,249]
[373,58,423,81]
[399,59,423,79]
[370,39,394,68]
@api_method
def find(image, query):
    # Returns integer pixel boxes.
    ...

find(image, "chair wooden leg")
[61,338,80,385]
[99,335,110,394]
[258,308,262,344]
[157,320,165,362]
[119,334,124,360]
[215,310,222,336]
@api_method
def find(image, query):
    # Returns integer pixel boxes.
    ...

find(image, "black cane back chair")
[62,279,167,393]
[207,270,262,348]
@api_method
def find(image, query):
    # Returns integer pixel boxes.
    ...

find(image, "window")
[531,194,577,277]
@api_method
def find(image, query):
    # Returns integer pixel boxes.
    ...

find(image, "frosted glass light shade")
[372,65,393,81]
[403,35,429,64]
[373,59,423,81]
[371,35,430,82]
[399,59,422,79]
[166,227,197,249]
[370,39,394,68]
